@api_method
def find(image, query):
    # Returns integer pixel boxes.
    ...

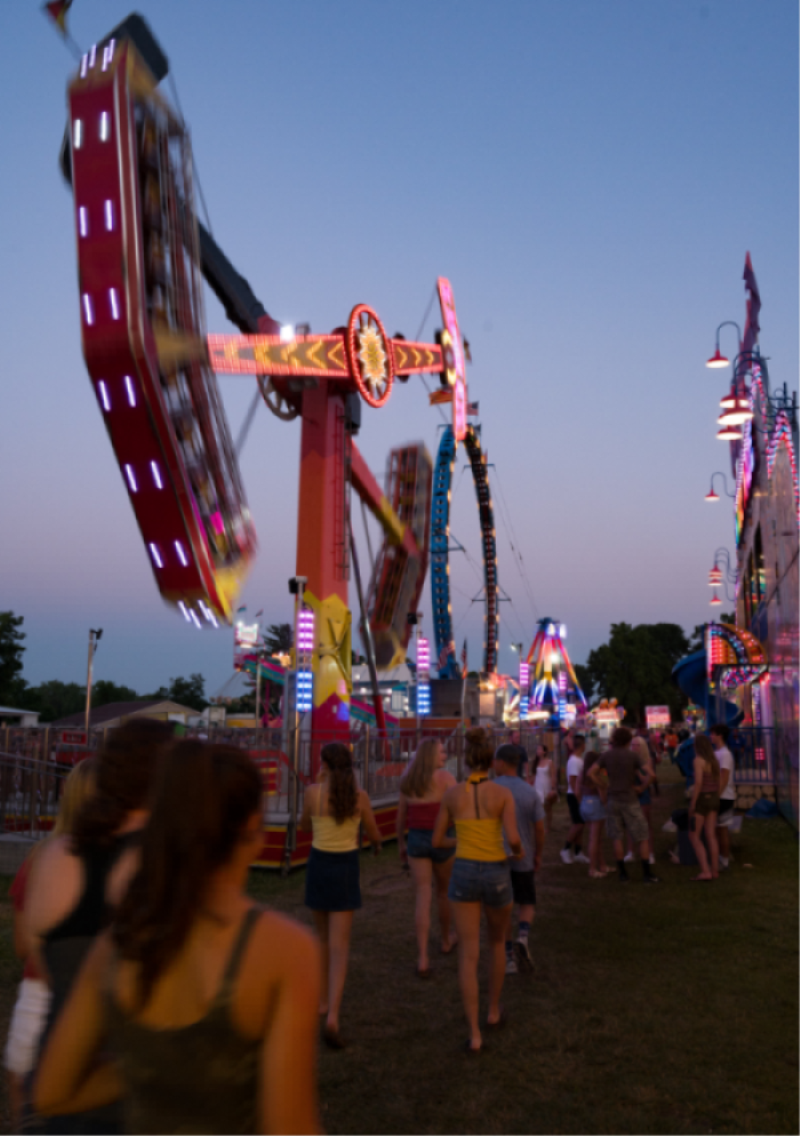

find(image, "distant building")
[0,705,41,728]
[51,700,200,729]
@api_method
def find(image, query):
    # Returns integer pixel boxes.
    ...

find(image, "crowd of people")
[3,716,736,1131]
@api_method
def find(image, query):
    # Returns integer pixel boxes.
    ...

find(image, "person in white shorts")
[711,724,736,868]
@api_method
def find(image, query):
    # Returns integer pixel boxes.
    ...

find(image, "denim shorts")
[407,827,455,864]
[448,857,512,907]
[580,794,607,824]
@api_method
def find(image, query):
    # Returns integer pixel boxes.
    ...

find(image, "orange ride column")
[296,380,352,757]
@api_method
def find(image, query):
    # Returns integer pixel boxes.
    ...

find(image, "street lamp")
[704,471,735,502]
[705,321,741,369]
[84,628,103,734]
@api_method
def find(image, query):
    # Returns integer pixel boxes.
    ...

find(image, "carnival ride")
[520,618,588,725]
[61,14,504,754]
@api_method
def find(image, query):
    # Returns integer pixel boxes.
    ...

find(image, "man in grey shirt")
[494,744,545,973]
[590,726,658,883]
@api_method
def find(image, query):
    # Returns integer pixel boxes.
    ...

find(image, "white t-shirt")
[566,754,584,795]
[716,746,735,800]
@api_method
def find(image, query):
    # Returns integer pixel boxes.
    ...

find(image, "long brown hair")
[72,719,174,855]
[321,743,358,822]
[465,727,493,772]
[113,740,262,1007]
[400,738,440,798]
[53,759,96,838]
[695,735,720,777]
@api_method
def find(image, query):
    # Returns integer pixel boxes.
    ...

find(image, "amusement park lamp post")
[84,628,102,735]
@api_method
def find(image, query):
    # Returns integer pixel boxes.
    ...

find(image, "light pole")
[704,471,735,502]
[84,628,103,735]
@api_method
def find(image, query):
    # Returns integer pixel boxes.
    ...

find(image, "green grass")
[0,766,796,1134]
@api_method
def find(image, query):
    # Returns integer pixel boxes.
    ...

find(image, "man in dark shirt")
[590,726,659,883]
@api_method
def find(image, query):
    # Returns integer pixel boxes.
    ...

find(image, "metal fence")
[0,752,73,838]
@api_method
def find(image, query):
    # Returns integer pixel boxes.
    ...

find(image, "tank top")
[106,907,262,1135]
[701,769,720,793]
[406,801,442,830]
[534,764,552,799]
[38,833,140,1133]
[454,775,506,862]
[311,787,360,852]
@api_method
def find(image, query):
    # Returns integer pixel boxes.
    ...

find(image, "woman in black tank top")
[34,740,322,1135]
[25,719,174,1134]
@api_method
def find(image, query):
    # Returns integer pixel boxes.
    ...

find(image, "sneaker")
[719,855,729,869]
[623,852,634,863]
[514,939,534,973]
[662,820,677,833]
[648,854,656,865]
[505,954,518,975]
[560,848,574,864]
[574,852,590,864]
[643,874,661,884]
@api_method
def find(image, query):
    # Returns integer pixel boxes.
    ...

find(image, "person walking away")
[492,745,544,975]
[5,760,95,1132]
[561,735,589,864]
[588,727,659,884]
[25,719,174,1134]
[35,740,321,1134]
[530,744,557,834]
[626,737,656,865]
[396,738,458,976]
[300,742,382,1049]
[580,746,611,878]
[433,727,522,1053]
[710,725,735,868]
[688,736,720,881]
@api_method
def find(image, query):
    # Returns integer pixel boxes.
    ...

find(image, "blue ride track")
[431,425,499,678]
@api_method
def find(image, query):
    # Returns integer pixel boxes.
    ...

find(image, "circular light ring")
[431,424,499,677]
[346,304,394,408]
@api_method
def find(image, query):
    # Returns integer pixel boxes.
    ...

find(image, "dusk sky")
[1,0,797,700]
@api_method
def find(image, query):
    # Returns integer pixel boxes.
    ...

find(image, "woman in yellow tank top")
[433,728,522,1053]
[300,743,382,1050]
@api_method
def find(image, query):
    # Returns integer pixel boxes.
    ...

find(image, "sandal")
[485,1007,507,1030]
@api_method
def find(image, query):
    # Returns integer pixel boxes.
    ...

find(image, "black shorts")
[510,869,536,906]
[567,793,583,825]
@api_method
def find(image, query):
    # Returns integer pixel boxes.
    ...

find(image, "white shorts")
[4,978,51,1077]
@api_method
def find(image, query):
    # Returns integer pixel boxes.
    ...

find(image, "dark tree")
[263,623,293,655]
[92,679,139,707]
[0,612,27,706]
[573,663,594,703]
[145,674,208,711]
[585,622,690,726]
[24,680,86,723]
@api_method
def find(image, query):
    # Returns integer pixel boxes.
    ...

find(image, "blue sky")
[0,0,797,697]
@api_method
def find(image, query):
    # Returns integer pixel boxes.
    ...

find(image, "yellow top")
[311,814,360,853]
[454,817,506,862]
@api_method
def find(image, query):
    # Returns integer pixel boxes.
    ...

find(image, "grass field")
[0,764,797,1134]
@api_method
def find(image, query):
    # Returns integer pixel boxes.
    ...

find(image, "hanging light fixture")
[717,421,743,441]
[718,387,753,427]
[705,488,720,502]
[706,347,729,369]
[708,567,723,586]
[710,592,722,606]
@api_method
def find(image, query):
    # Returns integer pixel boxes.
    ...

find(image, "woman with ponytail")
[300,742,382,1050]
[25,718,173,1133]
[35,741,321,1135]
[432,727,522,1054]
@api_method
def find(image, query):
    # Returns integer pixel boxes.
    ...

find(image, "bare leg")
[688,814,711,878]
[325,910,355,1032]
[485,904,513,1024]
[312,911,330,1015]
[544,796,554,834]
[409,856,433,971]
[432,857,456,950]
[705,813,719,878]
[452,901,483,1050]
[643,804,654,858]
[598,821,611,871]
